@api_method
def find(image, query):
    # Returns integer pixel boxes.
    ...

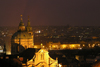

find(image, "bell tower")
[26,16,34,46]
[26,16,33,36]
[18,15,25,31]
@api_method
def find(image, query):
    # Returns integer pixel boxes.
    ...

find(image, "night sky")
[0,0,100,26]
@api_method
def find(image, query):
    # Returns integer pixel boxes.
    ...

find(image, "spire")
[19,15,24,26]
[28,16,30,22]
[20,15,23,22]
[27,16,30,26]
[26,16,33,32]
[18,15,25,31]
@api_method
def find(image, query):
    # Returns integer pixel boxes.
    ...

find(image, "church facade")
[11,16,34,54]
[27,49,58,67]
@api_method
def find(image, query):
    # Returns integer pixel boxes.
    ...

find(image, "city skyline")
[0,0,100,26]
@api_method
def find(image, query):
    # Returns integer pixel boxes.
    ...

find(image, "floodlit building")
[22,49,58,67]
[11,16,34,54]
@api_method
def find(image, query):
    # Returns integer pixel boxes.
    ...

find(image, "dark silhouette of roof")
[18,48,36,63]
[0,58,22,67]
[49,50,79,65]
[92,60,100,67]
[49,50,68,65]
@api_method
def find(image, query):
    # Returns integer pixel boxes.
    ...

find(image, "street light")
[59,64,62,67]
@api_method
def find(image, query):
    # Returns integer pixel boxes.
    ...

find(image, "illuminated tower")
[26,16,34,46]
[26,16,33,36]
[18,15,25,31]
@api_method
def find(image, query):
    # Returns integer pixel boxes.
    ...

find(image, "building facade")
[11,16,34,54]
[27,49,58,67]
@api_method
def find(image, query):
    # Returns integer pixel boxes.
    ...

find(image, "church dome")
[12,31,32,39]
[19,21,24,26]
[11,15,34,54]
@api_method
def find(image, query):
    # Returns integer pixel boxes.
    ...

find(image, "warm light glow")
[78,48,82,50]
[17,56,19,58]
[88,44,91,47]
[78,44,80,46]
[72,45,75,47]
[69,44,75,49]
[95,59,97,62]
[1,57,3,59]
[62,45,67,48]
[83,44,85,47]
[39,30,41,33]
[6,56,9,59]
[59,64,62,67]
[41,43,43,46]
[32,43,34,46]
[6,51,11,55]
[0,46,2,49]
[53,45,55,48]
[43,46,44,48]
[75,55,79,60]
[92,44,95,47]
[35,30,41,33]
[41,50,43,52]
[34,46,37,48]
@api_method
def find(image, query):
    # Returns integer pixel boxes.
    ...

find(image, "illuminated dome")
[12,31,32,39]
[11,30,33,54]
[11,15,34,54]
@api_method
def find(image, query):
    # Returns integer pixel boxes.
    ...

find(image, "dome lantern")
[18,15,25,31]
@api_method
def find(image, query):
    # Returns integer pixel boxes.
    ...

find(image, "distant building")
[33,41,81,50]
[11,16,34,54]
